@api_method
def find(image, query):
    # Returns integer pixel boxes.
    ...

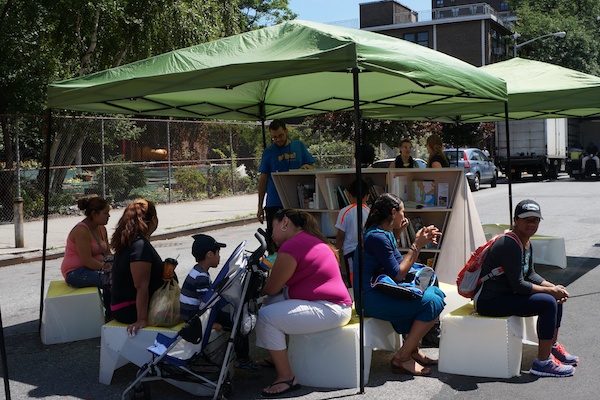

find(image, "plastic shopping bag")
[148,279,182,327]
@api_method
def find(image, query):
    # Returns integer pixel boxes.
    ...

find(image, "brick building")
[359,1,514,66]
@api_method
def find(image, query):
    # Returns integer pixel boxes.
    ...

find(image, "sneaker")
[530,357,575,377]
[235,359,259,371]
[552,343,579,365]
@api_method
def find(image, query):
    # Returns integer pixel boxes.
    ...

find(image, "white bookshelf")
[272,168,485,284]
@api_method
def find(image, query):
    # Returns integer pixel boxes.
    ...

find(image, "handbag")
[148,279,182,327]
[370,263,437,300]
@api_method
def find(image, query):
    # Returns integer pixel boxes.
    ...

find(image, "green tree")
[238,0,296,30]
[305,111,443,152]
[511,0,600,75]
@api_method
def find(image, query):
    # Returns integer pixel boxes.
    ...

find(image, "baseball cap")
[192,234,226,260]
[515,199,543,219]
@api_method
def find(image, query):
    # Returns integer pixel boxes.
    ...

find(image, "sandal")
[412,350,438,366]
[261,377,301,397]
[391,356,431,376]
[256,358,275,368]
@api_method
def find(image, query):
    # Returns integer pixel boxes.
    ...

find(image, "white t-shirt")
[335,203,370,256]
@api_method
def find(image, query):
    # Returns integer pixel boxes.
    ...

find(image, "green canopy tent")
[365,57,600,122]
[45,20,507,392]
[365,57,600,219]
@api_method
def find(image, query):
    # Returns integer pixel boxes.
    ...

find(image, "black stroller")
[122,229,268,400]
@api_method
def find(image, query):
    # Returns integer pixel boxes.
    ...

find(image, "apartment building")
[359,0,514,66]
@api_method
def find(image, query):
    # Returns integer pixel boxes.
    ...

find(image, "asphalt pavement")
[2,178,600,399]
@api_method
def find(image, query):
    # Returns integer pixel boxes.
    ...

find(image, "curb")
[0,217,256,268]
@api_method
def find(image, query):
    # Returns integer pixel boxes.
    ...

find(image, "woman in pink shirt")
[61,196,111,320]
[256,208,352,397]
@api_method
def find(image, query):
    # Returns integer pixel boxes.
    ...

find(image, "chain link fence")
[0,114,375,223]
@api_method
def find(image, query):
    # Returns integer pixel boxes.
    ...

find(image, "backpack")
[456,231,522,299]
[371,263,438,300]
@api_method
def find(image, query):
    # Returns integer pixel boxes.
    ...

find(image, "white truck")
[495,119,567,181]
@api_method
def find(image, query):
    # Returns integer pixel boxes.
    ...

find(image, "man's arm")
[257,173,269,223]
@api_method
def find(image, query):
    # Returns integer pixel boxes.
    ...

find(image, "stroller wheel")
[217,379,233,399]
[128,382,151,400]
[129,368,152,400]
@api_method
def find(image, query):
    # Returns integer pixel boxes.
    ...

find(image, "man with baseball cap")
[474,199,578,377]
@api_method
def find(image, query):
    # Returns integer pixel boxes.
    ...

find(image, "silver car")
[443,148,498,191]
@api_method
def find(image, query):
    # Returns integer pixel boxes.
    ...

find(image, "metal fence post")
[14,118,24,248]
[101,119,106,198]
[167,120,172,203]
[229,124,234,194]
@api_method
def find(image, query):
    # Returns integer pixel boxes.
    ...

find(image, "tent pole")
[352,67,365,394]
[504,102,513,224]
[39,109,52,332]
[0,304,11,399]
[260,102,267,149]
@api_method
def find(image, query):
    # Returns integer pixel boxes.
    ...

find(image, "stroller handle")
[249,229,268,266]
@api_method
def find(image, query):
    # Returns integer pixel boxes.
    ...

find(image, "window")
[500,2,510,11]
[404,31,429,47]
[436,0,444,7]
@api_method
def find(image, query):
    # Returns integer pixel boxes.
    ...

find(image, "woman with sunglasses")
[256,209,352,397]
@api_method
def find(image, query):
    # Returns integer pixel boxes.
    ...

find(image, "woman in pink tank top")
[60,196,111,320]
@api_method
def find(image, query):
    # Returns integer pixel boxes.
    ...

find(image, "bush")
[174,167,206,198]
[210,166,254,196]
[94,157,147,201]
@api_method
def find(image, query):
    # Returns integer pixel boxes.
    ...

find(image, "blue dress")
[353,227,446,334]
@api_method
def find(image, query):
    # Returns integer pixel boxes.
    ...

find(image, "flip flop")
[256,358,275,368]
[261,377,301,398]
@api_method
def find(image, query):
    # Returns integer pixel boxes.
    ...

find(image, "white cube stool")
[99,320,185,384]
[41,280,105,345]
[288,316,401,389]
[439,303,525,378]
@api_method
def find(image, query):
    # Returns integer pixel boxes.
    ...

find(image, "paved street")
[1,177,600,399]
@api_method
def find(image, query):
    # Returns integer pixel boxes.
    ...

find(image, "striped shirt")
[179,264,211,321]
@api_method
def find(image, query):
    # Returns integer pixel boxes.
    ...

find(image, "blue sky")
[289,0,431,24]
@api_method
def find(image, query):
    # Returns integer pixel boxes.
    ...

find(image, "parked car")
[371,158,426,168]
[443,148,498,191]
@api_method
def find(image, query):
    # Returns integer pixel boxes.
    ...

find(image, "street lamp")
[512,31,566,58]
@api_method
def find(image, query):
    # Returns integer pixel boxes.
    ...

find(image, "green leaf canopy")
[364,57,600,122]
[47,20,506,120]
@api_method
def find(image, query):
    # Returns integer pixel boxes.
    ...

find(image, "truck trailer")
[495,119,567,181]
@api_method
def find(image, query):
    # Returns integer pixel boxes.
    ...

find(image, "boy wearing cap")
[475,199,579,377]
[180,234,258,371]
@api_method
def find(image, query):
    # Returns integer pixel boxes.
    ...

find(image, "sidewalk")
[0,194,257,266]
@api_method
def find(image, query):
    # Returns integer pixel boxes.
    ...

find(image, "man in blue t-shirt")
[257,119,314,252]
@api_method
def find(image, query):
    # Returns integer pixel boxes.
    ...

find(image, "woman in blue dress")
[354,193,446,376]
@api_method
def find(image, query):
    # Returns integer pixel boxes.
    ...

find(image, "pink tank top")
[61,221,106,278]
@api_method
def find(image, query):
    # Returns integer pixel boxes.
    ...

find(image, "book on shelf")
[296,183,315,209]
[325,178,339,209]
[410,216,425,233]
[406,218,416,243]
[366,177,385,204]
[398,228,409,249]
[391,175,409,201]
[437,182,449,207]
[412,179,435,206]
[336,185,350,208]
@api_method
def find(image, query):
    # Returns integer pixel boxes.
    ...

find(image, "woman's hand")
[414,225,442,249]
[127,319,147,336]
[549,285,569,303]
